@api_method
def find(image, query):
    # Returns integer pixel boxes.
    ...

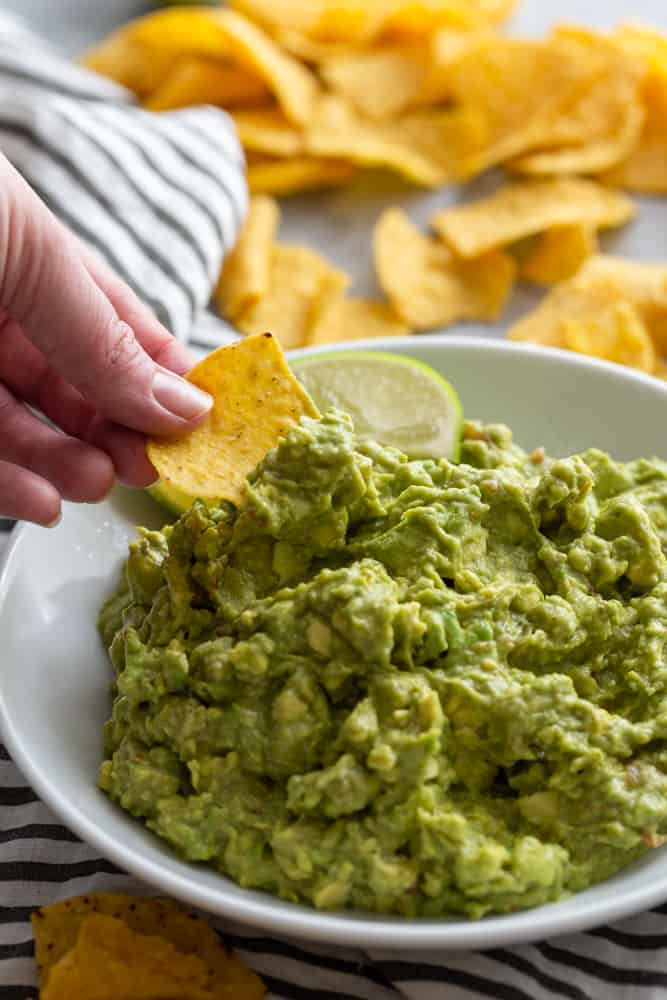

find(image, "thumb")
[0,155,212,435]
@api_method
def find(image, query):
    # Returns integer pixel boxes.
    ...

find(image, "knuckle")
[104,322,143,374]
[2,208,44,321]
[76,322,145,400]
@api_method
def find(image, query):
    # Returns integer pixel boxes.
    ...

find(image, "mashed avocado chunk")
[98,410,667,918]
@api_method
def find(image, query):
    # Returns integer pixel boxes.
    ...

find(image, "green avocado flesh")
[98,409,667,918]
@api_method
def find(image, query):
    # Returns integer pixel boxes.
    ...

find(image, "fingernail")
[46,512,62,529]
[152,371,212,421]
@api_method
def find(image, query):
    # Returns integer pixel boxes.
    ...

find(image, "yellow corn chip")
[144,57,270,111]
[307,297,411,345]
[231,109,304,156]
[519,225,598,286]
[432,178,635,258]
[147,333,319,510]
[232,0,512,46]
[42,914,213,1000]
[606,24,667,193]
[413,25,494,106]
[508,102,644,176]
[382,0,516,37]
[510,256,667,357]
[215,195,280,319]
[237,246,351,349]
[446,32,643,179]
[88,8,318,125]
[273,29,363,63]
[562,301,657,374]
[306,94,474,186]
[605,94,667,193]
[119,8,234,56]
[319,45,430,119]
[231,0,388,45]
[375,207,515,329]
[247,157,356,195]
[83,36,177,97]
[479,0,518,23]
[506,26,644,176]
[581,256,667,353]
[211,9,319,125]
[32,894,265,999]
[230,0,322,37]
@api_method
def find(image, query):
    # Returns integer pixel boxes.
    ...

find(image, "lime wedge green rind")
[290,350,463,461]
[147,481,195,516]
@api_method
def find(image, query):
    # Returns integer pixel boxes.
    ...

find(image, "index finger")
[78,239,196,376]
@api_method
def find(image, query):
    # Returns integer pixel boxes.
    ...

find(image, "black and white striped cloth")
[2,10,667,1000]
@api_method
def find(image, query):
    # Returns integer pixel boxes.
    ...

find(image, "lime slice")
[290,350,463,460]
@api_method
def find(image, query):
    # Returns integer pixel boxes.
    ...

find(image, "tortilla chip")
[231,109,304,156]
[604,24,667,193]
[146,334,319,508]
[374,207,515,329]
[307,297,411,345]
[581,256,667,353]
[432,178,634,259]
[510,256,667,356]
[237,246,351,349]
[561,300,657,374]
[42,915,218,1000]
[506,26,644,176]
[211,9,319,125]
[519,225,598,286]
[82,35,177,97]
[446,32,643,179]
[273,29,363,63]
[479,0,518,23]
[381,0,516,37]
[32,895,265,999]
[247,157,356,195]
[215,195,280,319]
[306,93,474,186]
[605,96,667,193]
[318,29,479,116]
[230,0,388,46]
[231,0,512,46]
[144,57,270,111]
[86,8,318,123]
[508,101,644,176]
[319,45,430,119]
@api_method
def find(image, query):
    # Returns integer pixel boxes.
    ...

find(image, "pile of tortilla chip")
[84,9,667,196]
[510,255,667,379]
[215,194,411,346]
[216,179,635,348]
[85,7,667,367]
[32,893,265,1000]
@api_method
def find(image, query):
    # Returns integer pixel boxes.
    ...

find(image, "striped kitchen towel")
[3,718,667,1000]
[0,10,246,347]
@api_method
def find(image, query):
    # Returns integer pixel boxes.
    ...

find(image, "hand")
[0,154,212,526]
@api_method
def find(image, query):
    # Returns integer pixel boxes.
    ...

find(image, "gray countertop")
[3,0,667,328]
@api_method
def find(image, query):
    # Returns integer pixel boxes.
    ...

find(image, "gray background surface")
[3,0,667,334]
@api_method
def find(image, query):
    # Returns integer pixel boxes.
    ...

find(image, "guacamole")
[98,410,667,918]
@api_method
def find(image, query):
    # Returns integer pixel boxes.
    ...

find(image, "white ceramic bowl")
[2,335,667,950]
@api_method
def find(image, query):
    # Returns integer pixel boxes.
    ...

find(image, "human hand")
[0,154,213,526]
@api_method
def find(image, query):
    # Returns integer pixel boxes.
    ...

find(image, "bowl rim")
[3,333,667,950]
